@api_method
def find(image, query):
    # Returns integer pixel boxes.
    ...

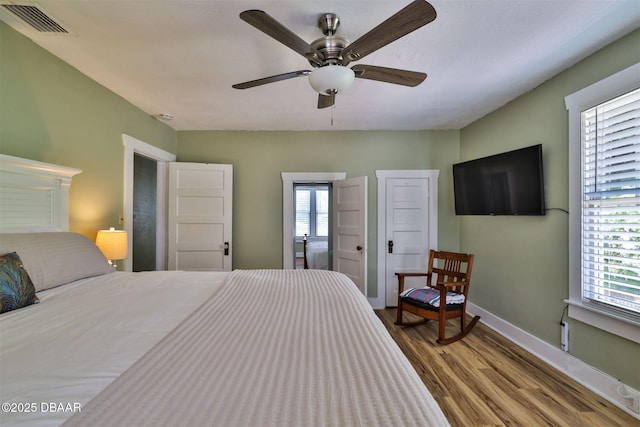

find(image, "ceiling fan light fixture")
[309,65,355,96]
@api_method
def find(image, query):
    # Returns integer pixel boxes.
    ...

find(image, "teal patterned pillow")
[0,252,39,314]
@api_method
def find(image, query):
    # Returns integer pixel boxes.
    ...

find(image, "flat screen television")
[453,144,545,215]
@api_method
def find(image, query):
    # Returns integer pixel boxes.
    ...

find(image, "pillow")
[0,232,114,292]
[400,287,465,308]
[0,252,39,314]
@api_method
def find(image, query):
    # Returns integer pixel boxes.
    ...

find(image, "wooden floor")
[376,308,638,427]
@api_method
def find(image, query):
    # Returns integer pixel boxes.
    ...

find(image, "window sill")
[565,299,640,344]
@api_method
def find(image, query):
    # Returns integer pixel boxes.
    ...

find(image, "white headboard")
[0,154,82,231]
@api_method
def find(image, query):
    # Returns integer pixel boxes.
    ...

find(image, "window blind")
[316,189,329,237]
[295,189,310,237]
[295,186,330,238]
[581,87,640,317]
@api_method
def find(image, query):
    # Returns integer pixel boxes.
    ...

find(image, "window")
[566,62,640,343]
[295,185,329,238]
[581,88,640,318]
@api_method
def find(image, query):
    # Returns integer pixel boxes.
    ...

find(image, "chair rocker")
[395,250,480,345]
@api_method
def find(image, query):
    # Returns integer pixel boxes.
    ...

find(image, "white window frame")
[565,63,640,343]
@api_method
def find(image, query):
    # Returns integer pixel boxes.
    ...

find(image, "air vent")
[1,4,68,33]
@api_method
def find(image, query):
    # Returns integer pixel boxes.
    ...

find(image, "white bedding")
[0,271,228,426]
[306,240,329,269]
[63,269,449,427]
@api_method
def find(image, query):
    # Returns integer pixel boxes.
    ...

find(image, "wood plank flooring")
[375,309,638,427]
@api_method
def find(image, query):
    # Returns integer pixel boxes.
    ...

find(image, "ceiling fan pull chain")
[331,104,335,126]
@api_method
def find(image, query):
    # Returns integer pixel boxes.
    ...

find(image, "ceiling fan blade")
[232,70,311,89]
[317,94,335,109]
[240,10,324,62]
[352,64,426,87]
[341,0,436,64]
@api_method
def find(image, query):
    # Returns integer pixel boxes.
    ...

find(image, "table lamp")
[96,227,128,267]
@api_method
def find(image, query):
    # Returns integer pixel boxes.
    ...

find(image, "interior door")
[168,162,233,271]
[333,176,367,295]
[385,178,430,306]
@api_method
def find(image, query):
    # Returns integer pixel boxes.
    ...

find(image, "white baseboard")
[467,302,640,419]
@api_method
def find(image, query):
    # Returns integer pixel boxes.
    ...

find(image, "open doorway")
[123,134,176,272]
[132,153,157,271]
[294,183,331,270]
[281,172,346,269]
[283,172,368,296]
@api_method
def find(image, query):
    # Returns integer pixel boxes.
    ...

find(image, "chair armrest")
[395,272,430,294]
[395,272,429,277]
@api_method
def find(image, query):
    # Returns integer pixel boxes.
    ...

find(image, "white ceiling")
[2,0,639,131]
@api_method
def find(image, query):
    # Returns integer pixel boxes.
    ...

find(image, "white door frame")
[373,170,439,309]
[281,172,346,269]
[123,134,176,272]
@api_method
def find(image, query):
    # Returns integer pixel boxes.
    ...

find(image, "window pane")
[295,189,310,236]
[316,189,328,236]
[581,88,640,316]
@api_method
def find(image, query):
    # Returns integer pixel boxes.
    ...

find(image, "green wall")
[177,130,461,297]
[0,21,176,237]
[3,13,638,392]
[459,28,640,389]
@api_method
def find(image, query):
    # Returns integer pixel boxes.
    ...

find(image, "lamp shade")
[309,65,355,96]
[96,227,128,261]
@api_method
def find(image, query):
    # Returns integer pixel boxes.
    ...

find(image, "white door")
[168,162,233,271]
[333,176,367,295]
[384,178,431,306]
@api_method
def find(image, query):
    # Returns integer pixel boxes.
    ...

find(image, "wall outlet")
[118,213,125,225]
[617,384,640,414]
[560,321,569,352]
[628,391,640,414]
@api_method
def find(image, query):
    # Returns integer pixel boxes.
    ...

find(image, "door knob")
[356,245,362,252]
[224,242,229,256]
[388,240,394,254]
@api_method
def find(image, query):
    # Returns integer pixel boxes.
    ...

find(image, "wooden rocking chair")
[395,250,480,344]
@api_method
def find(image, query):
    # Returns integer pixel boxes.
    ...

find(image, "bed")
[0,155,449,426]
[303,236,329,270]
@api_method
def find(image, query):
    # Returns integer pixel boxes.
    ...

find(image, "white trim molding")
[122,134,176,272]
[468,302,640,419]
[565,301,640,344]
[281,172,346,269]
[565,63,640,340]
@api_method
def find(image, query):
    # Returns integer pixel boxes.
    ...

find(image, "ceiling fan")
[232,0,437,109]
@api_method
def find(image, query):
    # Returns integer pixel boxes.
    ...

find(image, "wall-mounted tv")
[453,144,545,215]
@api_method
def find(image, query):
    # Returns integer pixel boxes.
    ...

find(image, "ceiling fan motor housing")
[309,13,349,66]
[310,36,349,66]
